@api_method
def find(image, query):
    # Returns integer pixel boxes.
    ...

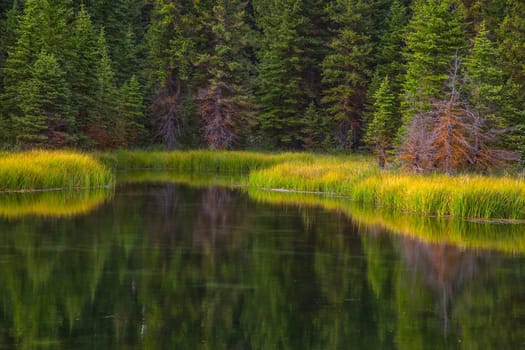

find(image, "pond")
[0,175,524,349]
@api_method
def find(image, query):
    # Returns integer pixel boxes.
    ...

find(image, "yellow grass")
[0,150,114,191]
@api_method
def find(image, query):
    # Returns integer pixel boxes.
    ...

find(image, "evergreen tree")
[196,0,254,149]
[321,0,374,150]
[365,76,398,167]
[497,0,525,159]
[145,0,199,149]
[2,0,73,145]
[117,75,146,148]
[254,0,309,148]
[464,22,505,123]
[84,0,146,83]
[68,4,99,139]
[400,0,466,137]
[364,0,407,141]
[300,101,325,150]
[86,29,118,148]
[13,51,71,148]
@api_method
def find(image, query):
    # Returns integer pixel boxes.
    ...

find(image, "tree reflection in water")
[0,183,522,349]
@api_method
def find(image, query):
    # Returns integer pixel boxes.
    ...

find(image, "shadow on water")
[0,172,524,348]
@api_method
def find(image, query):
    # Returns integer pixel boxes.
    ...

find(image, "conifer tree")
[254,0,309,148]
[321,0,374,150]
[400,0,466,137]
[86,0,145,83]
[365,76,398,167]
[2,0,73,145]
[196,0,254,149]
[13,51,71,148]
[117,75,145,147]
[145,0,199,149]
[464,22,505,123]
[86,29,118,148]
[364,0,407,142]
[300,101,325,150]
[68,4,99,138]
[497,0,525,158]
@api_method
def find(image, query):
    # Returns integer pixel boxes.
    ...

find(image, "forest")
[0,0,524,172]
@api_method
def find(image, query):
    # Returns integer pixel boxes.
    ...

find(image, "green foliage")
[365,76,399,166]
[196,0,255,149]
[300,102,326,150]
[401,0,466,134]
[464,22,505,123]
[321,0,374,150]
[88,29,118,148]
[117,75,146,148]
[69,4,99,134]
[254,0,309,148]
[13,51,72,148]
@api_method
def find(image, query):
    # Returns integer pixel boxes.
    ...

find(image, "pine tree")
[464,22,505,123]
[497,0,525,159]
[1,0,73,146]
[117,75,145,148]
[13,51,71,148]
[321,0,374,150]
[364,0,407,142]
[86,29,118,148]
[196,0,254,149]
[365,76,398,167]
[300,101,325,150]
[400,0,466,137]
[68,4,99,139]
[254,0,309,148]
[85,0,145,83]
[145,0,199,149]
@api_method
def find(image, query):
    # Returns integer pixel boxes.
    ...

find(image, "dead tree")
[399,56,517,173]
[151,75,182,150]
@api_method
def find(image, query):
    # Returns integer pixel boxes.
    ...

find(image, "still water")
[0,179,524,349]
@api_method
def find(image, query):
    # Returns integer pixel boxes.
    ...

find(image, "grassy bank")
[100,150,314,173]
[103,150,525,219]
[248,159,525,219]
[3,150,524,219]
[0,150,114,191]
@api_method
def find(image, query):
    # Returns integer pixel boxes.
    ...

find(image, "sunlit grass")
[99,150,315,173]
[0,150,114,191]
[102,150,525,219]
[248,158,525,219]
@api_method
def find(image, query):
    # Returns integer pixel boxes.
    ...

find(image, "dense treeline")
[0,0,524,169]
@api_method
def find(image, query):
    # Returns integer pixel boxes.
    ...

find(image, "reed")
[248,158,525,219]
[0,150,114,191]
[99,150,314,173]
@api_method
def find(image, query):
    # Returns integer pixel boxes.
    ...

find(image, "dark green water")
[0,182,524,349]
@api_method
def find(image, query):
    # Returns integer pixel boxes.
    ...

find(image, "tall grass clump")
[99,150,314,173]
[248,158,525,219]
[248,155,379,193]
[0,150,114,191]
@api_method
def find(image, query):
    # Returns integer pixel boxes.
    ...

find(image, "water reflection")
[0,182,523,349]
[0,188,112,219]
